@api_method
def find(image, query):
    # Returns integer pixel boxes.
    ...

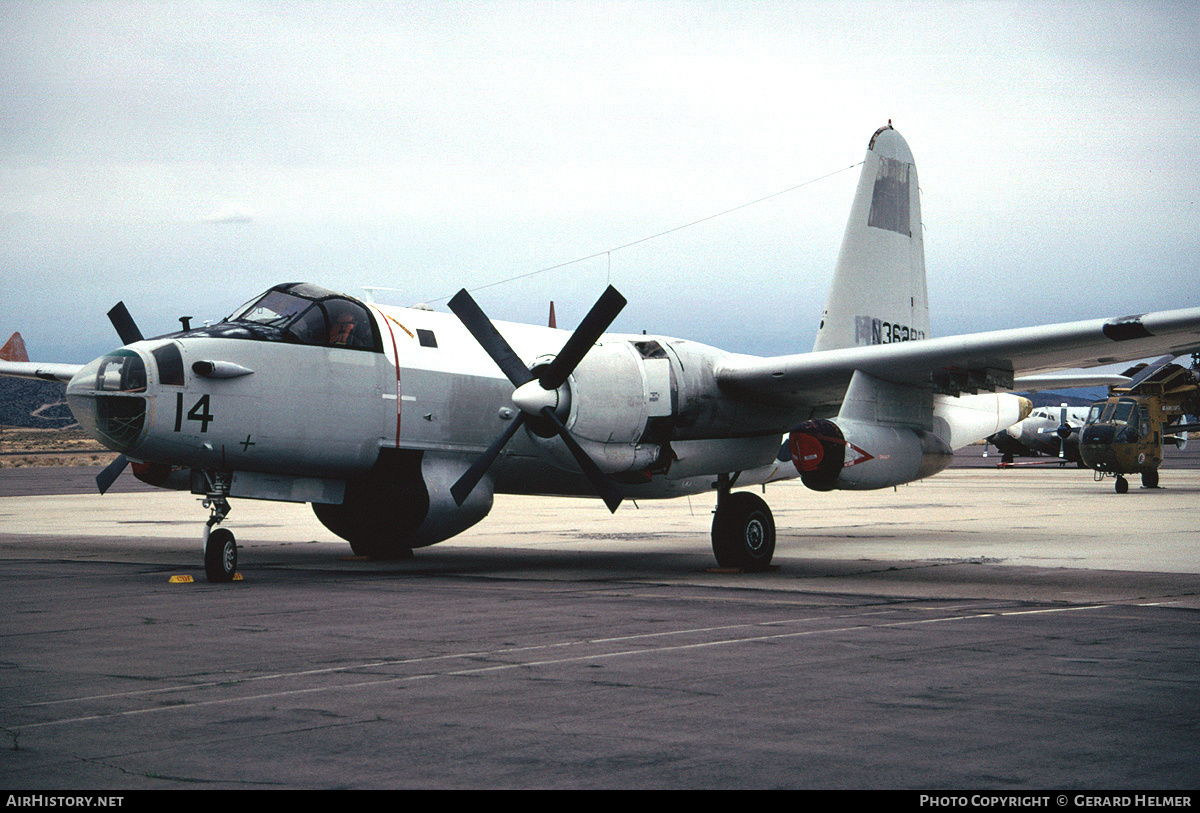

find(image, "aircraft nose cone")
[1081,424,1115,445]
[1079,424,1118,470]
[65,349,148,453]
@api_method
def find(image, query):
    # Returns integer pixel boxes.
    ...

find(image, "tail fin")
[1,332,29,362]
[813,124,929,352]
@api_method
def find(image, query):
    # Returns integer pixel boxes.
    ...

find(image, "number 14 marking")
[174,392,214,433]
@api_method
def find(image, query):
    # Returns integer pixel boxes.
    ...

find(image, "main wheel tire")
[711,491,776,572]
[204,527,238,583]
[1115,476,1129,494]
[1142,469,1159,489]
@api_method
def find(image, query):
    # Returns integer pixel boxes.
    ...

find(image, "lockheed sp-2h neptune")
[5,125,1200,581]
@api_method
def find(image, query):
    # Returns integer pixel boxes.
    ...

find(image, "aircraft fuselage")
[63,283,791,513]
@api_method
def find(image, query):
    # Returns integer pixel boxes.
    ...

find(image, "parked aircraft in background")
[987,403,1092,465]
[1080,355,1200,492]
[4,125,1200,581]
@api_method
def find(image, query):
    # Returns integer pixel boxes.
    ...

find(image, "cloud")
[2,1,1199,362]
[202,203,255,224]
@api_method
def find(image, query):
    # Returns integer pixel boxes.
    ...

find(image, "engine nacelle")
[312,449,492,557]
[787,418,952,491]
[531,340,673,475]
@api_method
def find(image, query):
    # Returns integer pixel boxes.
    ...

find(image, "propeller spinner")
[447,286,627,513]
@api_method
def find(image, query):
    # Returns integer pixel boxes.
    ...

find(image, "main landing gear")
[200,472,238,583]
[711,475,776,572]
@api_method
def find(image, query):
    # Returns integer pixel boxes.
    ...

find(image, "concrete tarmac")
[1,464,1199,790]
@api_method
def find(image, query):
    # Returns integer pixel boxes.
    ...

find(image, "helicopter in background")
[1079,354,1200,492]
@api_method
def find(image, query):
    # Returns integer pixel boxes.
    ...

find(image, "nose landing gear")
[200,472,238,583]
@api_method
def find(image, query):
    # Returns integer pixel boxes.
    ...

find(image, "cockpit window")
[1111,400,1135,425]
[326,301,374,348]
[223,286,380,351]
[232,290,310,328]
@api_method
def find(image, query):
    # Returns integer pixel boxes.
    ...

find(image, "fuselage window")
[151,343,185,386]
[417,328,438,348]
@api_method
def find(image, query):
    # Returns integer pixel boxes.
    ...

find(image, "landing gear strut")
[200,472,238,583]
[711,475,775,572]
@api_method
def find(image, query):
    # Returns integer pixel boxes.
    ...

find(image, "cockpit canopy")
[1086,397,1151,445]
[185,283,381,351]
[1086,397,1138,428]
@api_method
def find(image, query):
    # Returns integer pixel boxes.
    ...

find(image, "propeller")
[107,301,144,345]
[1055,404,1071,458]
[447,286,627,513]
[93,302,144,494]
[96,454,129,494]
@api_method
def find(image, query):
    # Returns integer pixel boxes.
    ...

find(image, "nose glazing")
[66,349,148,453]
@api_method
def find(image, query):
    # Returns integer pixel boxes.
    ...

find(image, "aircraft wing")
[715,306,1200,409]
[0,361,83,383]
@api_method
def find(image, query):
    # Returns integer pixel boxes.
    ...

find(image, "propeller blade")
[448,289,534,388]
[541,408,623,513]
[447,285,626,514]
[538,286,626,390]
[107,302,144,345]
[1123,354,1176,392]
[450,413,526,506]
[96,454,129,494]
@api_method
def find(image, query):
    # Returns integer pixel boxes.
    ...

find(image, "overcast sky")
[2,0,1198,362]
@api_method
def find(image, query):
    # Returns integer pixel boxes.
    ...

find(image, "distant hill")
[1021,391,1100,408]
[0,378,74,428]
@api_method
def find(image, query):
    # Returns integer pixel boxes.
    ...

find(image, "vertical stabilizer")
[1,332,29,363]
[813,124,929,352]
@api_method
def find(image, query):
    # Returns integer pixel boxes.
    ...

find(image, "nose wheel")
[204,526,238,582]
[201,474,238,583]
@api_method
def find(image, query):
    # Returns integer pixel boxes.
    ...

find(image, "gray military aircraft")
[986,402,1092,465]
[5,125,1200,581]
